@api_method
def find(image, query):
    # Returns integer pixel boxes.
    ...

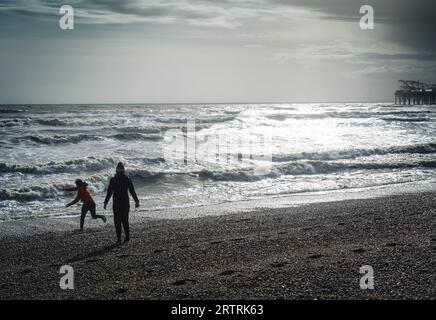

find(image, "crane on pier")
[399,80,436,91]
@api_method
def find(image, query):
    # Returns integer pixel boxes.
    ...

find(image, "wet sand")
[0,193,434,300]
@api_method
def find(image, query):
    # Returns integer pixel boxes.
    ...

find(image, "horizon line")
[0,100,394,106]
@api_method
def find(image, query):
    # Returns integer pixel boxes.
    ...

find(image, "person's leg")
[80,203,89,230]
[113,208,122,243]
[121,207,130,242]
[89,203,106,222]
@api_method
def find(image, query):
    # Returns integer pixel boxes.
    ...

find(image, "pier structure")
[395,80,436,105]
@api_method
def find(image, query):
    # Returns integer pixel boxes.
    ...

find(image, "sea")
[0,103,435,221]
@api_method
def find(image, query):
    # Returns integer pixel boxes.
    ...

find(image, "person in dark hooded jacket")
[104,162,139,243]
[64,179,107,230]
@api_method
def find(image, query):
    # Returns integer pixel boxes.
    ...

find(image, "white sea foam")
[0,103,435,221]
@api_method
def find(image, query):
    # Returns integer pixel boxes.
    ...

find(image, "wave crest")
[0,157,119,174]
[272,143,436,162]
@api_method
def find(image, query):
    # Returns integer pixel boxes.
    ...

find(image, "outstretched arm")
[128,178,140,207]
[66,193,80,207]
[62,186,78,192]
[103,178,114,209]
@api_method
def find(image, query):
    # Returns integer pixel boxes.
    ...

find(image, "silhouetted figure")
[64,179,107,230]
[104,162,140,243]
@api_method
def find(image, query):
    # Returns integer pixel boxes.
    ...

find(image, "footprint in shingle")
[386,242,400,247]
[19,268,33,275]
[114,288,128,294]
[172,279,196,286]
[353,248,366,254]
[308,254,323,259]
[154,249,167,254]
[271,262,288,268]
[85,258,103,263]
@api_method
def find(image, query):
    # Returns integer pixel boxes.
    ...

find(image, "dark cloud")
[0,0,271,28]
[273,0,435,22]
[1,0,434,60]
[1,0,435,51]
[362,52,436,62]
[274,0,436,53]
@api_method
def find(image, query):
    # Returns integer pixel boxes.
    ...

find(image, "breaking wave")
[109,133,163,141]
[266,110,436,121]
[10,133,164,145]
[194,159,436,182]
[36,119,69,126]
[0,157,119,174]
[0,185,61,201]
[272,143,436,162]
[382,117,430,122]
[0,156,167,175]
[0,109,24,114]
[11,134,103,145]
[156,115,236,124]
[124,158,436,184]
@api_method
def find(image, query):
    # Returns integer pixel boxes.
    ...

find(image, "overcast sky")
[1,0,435,104]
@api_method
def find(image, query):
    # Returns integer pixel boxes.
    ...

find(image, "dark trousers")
[114,206,130,241]
[80,202,105,229]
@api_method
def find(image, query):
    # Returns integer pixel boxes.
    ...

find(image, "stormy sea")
[1,103,435,221]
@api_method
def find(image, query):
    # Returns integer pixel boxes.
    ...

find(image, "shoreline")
[0,192,434,299]
[1,180,434,239]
